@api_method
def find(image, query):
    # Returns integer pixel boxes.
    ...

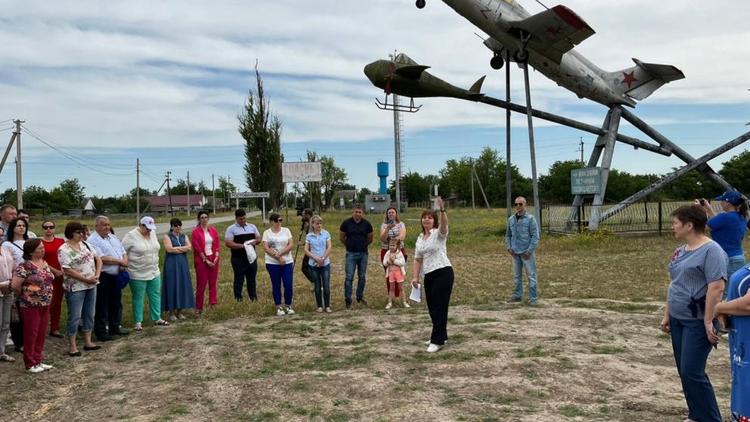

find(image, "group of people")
[662,191,750,421]
[0,198,459,374]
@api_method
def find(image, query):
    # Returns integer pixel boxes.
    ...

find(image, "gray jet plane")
[414,0,685,107]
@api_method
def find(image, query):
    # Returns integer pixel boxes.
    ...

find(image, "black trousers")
[231,256,258,300]
[94,272,123,337]
[424,266,454,346]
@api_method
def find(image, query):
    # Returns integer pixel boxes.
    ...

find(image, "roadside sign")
[232,192,270,199]
[571,168,602,195]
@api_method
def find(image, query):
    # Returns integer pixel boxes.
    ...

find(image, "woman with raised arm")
[411,197,453,353]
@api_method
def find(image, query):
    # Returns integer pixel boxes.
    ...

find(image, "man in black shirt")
[339,204,373,308]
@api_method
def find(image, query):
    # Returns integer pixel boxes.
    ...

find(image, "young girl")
[382,239,409,309]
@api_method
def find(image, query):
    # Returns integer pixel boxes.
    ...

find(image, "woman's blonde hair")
[311,215,323,224]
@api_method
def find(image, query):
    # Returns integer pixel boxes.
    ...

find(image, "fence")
[541,201,721,234]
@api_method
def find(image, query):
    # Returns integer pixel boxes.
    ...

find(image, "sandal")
[154,319,170,326]
[134,323,143,331]
[49,332,64,338]
[0,353,16,362]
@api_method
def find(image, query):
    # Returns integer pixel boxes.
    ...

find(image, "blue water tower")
[377,162,389,195]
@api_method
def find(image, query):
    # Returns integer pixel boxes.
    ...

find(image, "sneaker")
[169,315,177,322]
[0,353,15,362]
[403,300,411,308]
[506,297,522,303]
[325,307,332,313]
[286,307,295,315]
[39,363,54,370]
[385,301,392,310]
[28,364,45,374]
[134,323,143,331]
[426,343,443,353]
[276,308,285,316]
[424,339,448,346]
[4,338,12,347]
[528,300,539,306]
[316,307,323,313]
[178,314,187,320]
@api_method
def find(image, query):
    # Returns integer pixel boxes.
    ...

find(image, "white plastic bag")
[244,240,257,264]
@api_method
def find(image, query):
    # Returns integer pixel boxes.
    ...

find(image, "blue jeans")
[511,252,538,302]
[310,264,331,308]
[669,316,722,422]
[726,255,745,300]
[266,263,293,306]
[344,252,368,302]
[66,288,97,337]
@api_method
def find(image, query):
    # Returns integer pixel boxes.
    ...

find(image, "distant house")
[147,195,207,213]
[66,198,97,217]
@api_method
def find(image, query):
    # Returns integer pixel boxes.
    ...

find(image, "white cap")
[140,216,157,231]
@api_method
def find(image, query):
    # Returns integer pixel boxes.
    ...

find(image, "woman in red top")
[41,221,65,338]
[191,211,220,313]
[11,239,55,373]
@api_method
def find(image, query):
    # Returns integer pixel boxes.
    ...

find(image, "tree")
[169,178,198,195]
[539,160,584,203]
[719,149,750,193]
[238,62,284,210]
[320,155,347,210]
[438,147,530,206]
[58,178,85,205]
[397,172,432,204]
[662,169,720,200]
[23,186,52,211]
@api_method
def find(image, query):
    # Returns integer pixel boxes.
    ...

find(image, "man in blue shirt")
[505,197,540,305]
[87,215,129,340]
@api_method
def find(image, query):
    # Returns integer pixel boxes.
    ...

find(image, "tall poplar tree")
[238,63,284,210]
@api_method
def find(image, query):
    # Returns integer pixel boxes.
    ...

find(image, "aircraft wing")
[514,5,595,63]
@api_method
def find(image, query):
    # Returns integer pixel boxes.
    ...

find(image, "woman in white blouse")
[122,216,168,330]
[262,213,295,316]
[411,197,454,353]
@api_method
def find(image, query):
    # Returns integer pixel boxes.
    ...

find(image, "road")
[110,212,260,239]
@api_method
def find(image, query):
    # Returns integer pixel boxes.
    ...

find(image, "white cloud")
[0,0,748,195]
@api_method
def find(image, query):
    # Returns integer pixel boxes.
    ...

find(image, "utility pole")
[136,158,141,222]
[470,158,475,210]
[187,170,191,216]
[212,174,216,215]
[166,171,173,215]
[579,137,585,164]
[14,119,24,208]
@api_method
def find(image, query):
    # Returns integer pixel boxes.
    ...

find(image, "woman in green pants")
[122,216,169,331]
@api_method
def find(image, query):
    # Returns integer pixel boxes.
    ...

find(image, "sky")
[0,0,749,198]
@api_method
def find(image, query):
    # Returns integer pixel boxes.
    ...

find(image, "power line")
[20,124,135,177]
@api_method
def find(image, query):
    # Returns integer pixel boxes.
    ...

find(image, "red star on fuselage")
[622,71,638,89]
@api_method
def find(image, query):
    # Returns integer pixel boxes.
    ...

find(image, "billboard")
[282,161,323,183]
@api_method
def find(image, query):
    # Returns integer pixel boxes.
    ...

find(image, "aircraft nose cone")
[363,61,379,86]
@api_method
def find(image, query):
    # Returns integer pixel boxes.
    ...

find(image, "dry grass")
[1,207,738,421]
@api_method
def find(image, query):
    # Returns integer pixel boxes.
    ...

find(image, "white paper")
[409,284,422,303]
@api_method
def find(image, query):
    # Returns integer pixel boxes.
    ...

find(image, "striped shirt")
[667,240,727,320]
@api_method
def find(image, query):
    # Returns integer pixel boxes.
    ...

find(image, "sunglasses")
[273,218,283,223]
[74,230,85,235]
[172,224,182,227]
[514,203,524,206]
[43,225,55,229]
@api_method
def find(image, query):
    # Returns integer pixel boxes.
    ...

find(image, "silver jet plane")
[415,0,685,107]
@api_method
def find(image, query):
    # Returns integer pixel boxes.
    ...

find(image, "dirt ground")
[1,299,731,421]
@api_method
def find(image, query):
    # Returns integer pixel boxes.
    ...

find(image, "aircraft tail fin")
[468,75,486,100]
[608,58,685,101]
